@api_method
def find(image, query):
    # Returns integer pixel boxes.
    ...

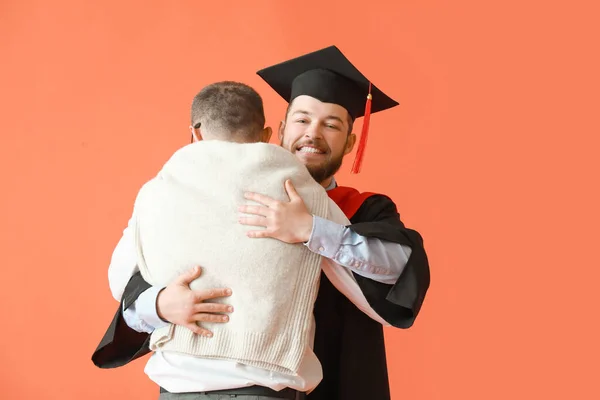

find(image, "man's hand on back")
[157,266,233,338]
[238,179,314,243]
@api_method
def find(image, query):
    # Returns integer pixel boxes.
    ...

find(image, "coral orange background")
[1,1,599,399]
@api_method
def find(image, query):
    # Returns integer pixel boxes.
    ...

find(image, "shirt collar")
[324,176,337,192]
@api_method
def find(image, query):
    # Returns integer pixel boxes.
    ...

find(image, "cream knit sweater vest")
[132,141,329,375]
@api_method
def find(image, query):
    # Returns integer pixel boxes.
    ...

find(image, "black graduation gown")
[91,186,430,400]
[309,186,430,400]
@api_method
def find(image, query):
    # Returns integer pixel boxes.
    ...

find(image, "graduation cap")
[256,45,399,173]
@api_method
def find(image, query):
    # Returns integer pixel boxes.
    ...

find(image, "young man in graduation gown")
[92,46,430,400]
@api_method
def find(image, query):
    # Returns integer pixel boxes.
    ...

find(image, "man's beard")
[305,152,344,185]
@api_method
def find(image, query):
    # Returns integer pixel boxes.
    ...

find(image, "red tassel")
[351,83,372,174]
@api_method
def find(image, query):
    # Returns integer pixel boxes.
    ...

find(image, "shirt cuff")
[305,215,345,259]
[136,286,170,330]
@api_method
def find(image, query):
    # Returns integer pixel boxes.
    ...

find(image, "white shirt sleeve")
[107,212,140,302]
[107,206,170,332]
[122,286,169,333]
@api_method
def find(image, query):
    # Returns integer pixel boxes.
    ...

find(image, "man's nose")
[304,123,324,140]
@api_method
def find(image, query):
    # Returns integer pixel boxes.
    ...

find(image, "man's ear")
[344,133,357,155]
[189,125,203,142]
[278,120,286,143]
[260,126,273,143]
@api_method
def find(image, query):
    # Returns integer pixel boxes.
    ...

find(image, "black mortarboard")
[256,45,399,173]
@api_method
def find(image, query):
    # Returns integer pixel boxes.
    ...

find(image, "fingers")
[185,306,233,337]
[192,313,230,323]
[244,192,278,207]
[246,230,272,239]
[238,204,270,217]
[194,302,233,314]
[194,287,233,302]
[184,323,214,338]
[284,179,300,201]
[175,266,202,286]
[238,215,267,227]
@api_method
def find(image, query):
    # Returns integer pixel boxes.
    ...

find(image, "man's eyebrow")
[291,110,346,125]
[291,110,311,116]
[325,115,345,125]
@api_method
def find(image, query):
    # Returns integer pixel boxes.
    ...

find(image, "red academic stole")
[327,186,376,220]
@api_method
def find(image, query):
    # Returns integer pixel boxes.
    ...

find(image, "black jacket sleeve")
[348,194,430,329]
[91,271,153,368]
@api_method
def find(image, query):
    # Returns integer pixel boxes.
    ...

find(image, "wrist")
[155,287,169,323]
[136,286,170,330]
[299,213,315,243]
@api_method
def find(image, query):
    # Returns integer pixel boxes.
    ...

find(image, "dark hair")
[191,81,265,141]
